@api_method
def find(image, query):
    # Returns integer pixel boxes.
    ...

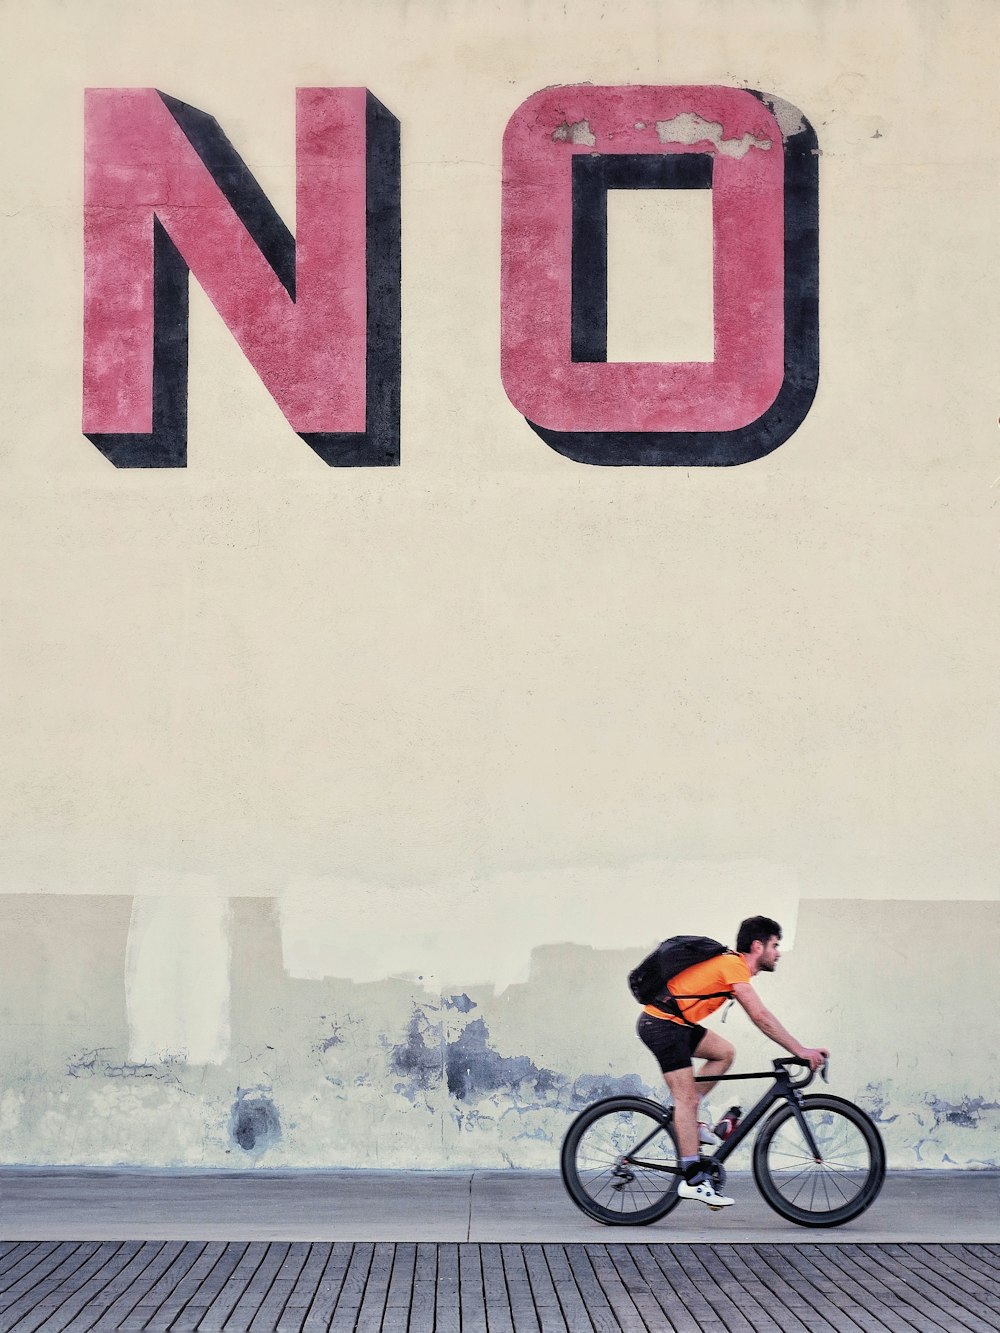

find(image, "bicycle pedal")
[707,1204,725,1212]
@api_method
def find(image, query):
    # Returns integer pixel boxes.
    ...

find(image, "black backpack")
[628,935,732,1022]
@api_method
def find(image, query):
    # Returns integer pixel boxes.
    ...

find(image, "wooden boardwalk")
[0,1241,997,1331]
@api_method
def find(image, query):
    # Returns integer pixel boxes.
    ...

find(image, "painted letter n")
[83,89,400,467]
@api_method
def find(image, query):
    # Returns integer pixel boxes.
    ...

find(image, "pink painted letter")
[84,89,400,467]
[500,85,818,466]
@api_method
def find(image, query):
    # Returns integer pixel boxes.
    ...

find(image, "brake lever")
[821,1060,830,1084]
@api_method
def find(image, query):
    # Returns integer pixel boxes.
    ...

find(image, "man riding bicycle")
[637,915,828,1209]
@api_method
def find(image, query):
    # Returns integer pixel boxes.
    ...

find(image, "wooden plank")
[574,1246,650,1333]
[629,1244,722,1332]
[0,1244,104,1331]
[245,1241,310,1332]
[522,1244,569,1333]
[221,1241,291,1332]
[690,1243,786,1332]
[92,1242,189,1331]
[143,1240,236,1332]
[751,1246,868,1333]
[781,1246,924,1333]
[563,1246,642,1333]
[2,1245,126,1333]
[541,1245,596,1332]
[301,1242,356,1332]
[893,1244,1000,1318]
[942,1244,1000,1293]
[54,1241,167,1333]
[0,1243,47,1280]
[21,1242,144,1333]
[381,1242,416,1333]
[435,1241,461,1333]
[459,1243,488,1333]
[185,1241,268,1332]
[599,1244,685,1332]
[813,1245,958,1333]
[502,1245,541,1333]
[658,1244,761,1333]
[351,1240,394,1331]
[852,1244,989,1333]
[0,1241,61,1292]
[327,1241,374,1332]
[481,1242,516,1333]
[276,1244,329,1333]
[119,1240,207,1330]
[0,1242,84,1314]
[710,1245,819,1333]
[408,1243,438,1333]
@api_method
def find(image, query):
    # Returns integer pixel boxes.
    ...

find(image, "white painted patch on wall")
[125,895,232,1064]
[279,861,801,992]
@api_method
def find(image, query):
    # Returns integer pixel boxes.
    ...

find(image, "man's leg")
[665,1036,736,1208]
[663,1065,701,1158]
[691,1029,735,1107]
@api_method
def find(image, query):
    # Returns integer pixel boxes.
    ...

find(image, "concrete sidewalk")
[1,1169,997,1244]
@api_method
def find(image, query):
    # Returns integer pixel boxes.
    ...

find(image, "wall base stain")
[230,1087,281,1154]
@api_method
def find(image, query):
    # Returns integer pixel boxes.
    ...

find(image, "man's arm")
[730,983,829,1071]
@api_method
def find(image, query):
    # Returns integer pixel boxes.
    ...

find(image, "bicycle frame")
[625,1058,825,1174]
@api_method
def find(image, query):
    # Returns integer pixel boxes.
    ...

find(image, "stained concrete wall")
[0,896,997,1169]
[1,0,999,1171]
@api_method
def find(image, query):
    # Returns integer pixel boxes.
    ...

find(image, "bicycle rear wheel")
[560,1096,681,1225]
[752,1094,886,1227]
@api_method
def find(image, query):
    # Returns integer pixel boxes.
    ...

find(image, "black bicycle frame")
[625,1061,823,1173]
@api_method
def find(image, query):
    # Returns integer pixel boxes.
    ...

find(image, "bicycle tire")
[560,1096,682,1226]
[752,1093,886,1227]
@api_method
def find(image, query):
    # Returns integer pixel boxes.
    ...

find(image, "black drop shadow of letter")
[527,93,819,467]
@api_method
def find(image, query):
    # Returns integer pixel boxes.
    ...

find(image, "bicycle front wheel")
[753,1094,886,1227]
[560,1096,681,1226]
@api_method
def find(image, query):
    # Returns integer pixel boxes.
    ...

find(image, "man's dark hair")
[736,915,782,954]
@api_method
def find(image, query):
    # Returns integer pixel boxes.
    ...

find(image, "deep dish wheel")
[560,1096,681,1226]
[752,1094,886,1227]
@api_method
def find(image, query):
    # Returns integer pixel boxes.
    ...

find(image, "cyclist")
[637,915,829,1209]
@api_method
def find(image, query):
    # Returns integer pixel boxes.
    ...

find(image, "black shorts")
[637,1013,708,1074]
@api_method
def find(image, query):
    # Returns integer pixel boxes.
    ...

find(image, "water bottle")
[712,1105,742,1141]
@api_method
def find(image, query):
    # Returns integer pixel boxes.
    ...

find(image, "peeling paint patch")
[552,119,596,147]
[388,1005,657,1116]
[230,1087,281,1153]
[444,994,477,1013]
[447,1018,560,1102]
[319,1024,344,1051]
[925,1094,1000,1130]
[389,1009,443,1099]
[655,113,771,158]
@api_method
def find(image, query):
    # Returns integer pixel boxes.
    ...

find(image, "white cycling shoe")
[698,1121,722,1147]
[677,1178,735,1208]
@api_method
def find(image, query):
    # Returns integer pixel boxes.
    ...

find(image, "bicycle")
[560,1057,886,1229]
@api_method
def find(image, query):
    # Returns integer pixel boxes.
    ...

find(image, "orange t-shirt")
[643,951,751,1026]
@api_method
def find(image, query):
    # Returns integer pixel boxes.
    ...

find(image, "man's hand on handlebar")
[797,1046,830,1072]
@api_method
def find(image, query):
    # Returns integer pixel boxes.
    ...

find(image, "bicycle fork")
[787,1092,824,1162]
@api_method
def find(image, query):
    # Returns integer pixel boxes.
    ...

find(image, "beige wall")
[0,0,997,1170]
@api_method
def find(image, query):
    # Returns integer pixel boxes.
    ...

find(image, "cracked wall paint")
[0,896,997,1169]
